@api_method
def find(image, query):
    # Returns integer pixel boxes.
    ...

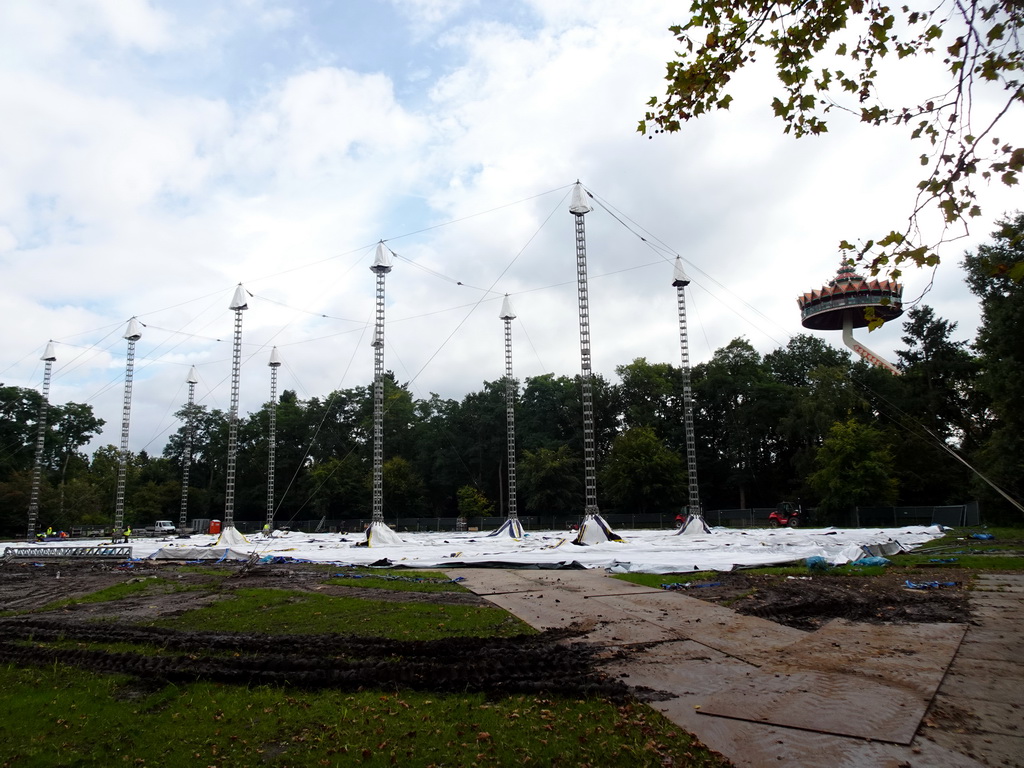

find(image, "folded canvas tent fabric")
[677,514,712,536]
[216,526,250,548]
[833,539,907,564]
[147,547,252,561]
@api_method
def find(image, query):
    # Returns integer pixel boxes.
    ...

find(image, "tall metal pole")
[673,258,703,523]
[27,342,56,539]
[114,318,142,538]
[223,284,248,531]
[266,347,281,531]
[364,243,400,546]
[490,296,523,538]
[178,366,198,532]
[569,182,621,544]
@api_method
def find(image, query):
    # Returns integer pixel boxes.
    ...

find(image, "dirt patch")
[0,560,629,698]
[1,560,975,629]
[0,613,628,700]
[0,560,485,620]
[656,568,972,630]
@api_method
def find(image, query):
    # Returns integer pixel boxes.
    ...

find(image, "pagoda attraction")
[798,263,904,374]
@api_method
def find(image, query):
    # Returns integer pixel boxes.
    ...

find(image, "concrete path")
[450,568,1024,768]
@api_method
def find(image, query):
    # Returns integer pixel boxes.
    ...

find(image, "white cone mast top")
[499,294,517,320]
[124,317,142,341]
[372,241,393,272]
[229,284,249,311]
[569,183,593,214]
[673,256,691,287]
[41,342,57,361]
[187,365,199,385]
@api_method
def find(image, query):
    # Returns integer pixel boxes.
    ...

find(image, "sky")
[1,0,1020,458]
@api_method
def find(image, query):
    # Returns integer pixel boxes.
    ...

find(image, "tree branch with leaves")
[640,0,1023,281]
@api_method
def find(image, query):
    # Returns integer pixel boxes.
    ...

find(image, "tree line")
[1,215,1021,536]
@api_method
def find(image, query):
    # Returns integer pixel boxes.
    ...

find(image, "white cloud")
[388,0,478,32]
[86,0,174,52]
[0,0,1016,459]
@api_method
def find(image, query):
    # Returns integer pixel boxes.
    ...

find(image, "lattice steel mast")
[26,342,56,539]
[113,318,142,538]
[178,366,198,532]
[266,347,281,531]
[223,284,248,531]
[489,295,523,538]
[364,243,401,546]
[672,257,709,535]
[569,182,621,544]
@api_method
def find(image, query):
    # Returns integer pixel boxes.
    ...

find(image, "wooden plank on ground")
[695,621,964,744]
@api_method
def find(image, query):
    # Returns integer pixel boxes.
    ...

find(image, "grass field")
[0,666,723,768]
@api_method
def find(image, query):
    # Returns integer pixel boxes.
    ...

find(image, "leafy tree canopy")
[640,0,1023,280]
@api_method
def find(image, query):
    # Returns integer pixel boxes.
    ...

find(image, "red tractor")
[768,502,801,528]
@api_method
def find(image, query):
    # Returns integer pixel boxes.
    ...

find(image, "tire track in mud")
[0,617,631,699]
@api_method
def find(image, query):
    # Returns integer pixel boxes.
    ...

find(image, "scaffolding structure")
[114,319,142,537]
[178,366,198,531]
[569,183,621,545]
[26,342,56,539]
[223,284,248,530]
[267,347,281,531]
[490,295,523,538]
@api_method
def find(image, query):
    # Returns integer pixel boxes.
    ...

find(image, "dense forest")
[2,215,1022,536]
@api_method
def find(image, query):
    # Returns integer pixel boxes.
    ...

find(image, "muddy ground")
[0,558,973,628]
[0,558,974,701]
[659,567,972,629]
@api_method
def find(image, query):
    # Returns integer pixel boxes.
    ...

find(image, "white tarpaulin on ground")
[5,526,946,573]
[147,547,252,562]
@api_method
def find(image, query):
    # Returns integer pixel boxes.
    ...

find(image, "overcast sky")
[2,0,1020,456]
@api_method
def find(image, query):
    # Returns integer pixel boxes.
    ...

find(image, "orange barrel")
[209,519,222,534]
